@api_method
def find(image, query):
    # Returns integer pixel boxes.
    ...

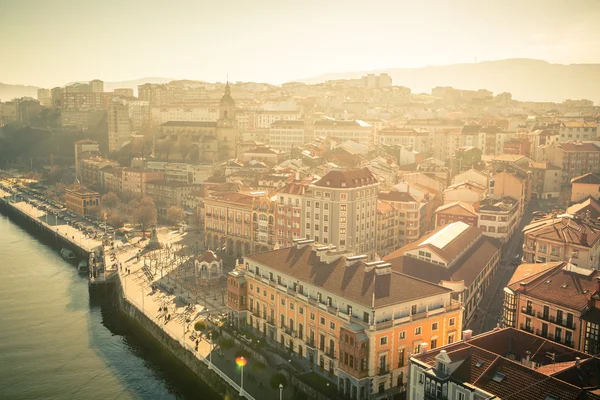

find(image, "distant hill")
[296,59,600,104]
[0,83,39,101]
[0,77,173,101]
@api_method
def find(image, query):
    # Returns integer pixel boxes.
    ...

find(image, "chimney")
[420,342,429,354]
[375,263,392,275]
[519,281,528,293]
[364,260,385,272]
[346,254,367,268]
[576,357,581,367]
[524,350,532,367]
[295,238,314,249]
[462,329,473,341]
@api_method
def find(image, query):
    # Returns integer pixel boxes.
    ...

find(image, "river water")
[0,215,219,400]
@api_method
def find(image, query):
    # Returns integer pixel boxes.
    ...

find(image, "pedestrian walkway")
[113,233,294,400]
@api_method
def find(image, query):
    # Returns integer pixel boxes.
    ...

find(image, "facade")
[503,261,600,353]
[434,201,478,228]
[241,146,286,165]
[571,172,600,203]
[79,157,119,190]
[313,120,373,145]
[530,161,561,200]
[145,180,201,213]
[442,181,486,206]
[559,120,598,142]
[74,139,100,180]
[546,142,600,186]
[144,161,214,184]
[121,168,164,198]
[378,190,428,247]
[522,213,600,269]
[204,191,277,256]
[61,92,107,110]
[228,242,463,400]
[150,104,218,125]
[301,168,379,258]
[385,222,502,323]
[107,102,132,153]
[477,196,519,243]
[491,169,530,218]
[65,184,100,217]
[408,327,598,400]
[269,120,308,152]
[376,199,400,257]
[89,79,104,93]
[100,166,123,194]
[275,181,308,249]
[378,128,430,153]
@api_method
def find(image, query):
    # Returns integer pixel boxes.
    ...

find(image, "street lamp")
[236,356,247,396]
[208,332,213,369]
[279,383,283,400]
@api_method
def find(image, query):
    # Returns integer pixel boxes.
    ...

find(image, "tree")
[166,205,186,226]
[108,211,125,228]
[87,205,101,219]
[102,192,119,209]
[194,320,206,331]
[134,197,157,237]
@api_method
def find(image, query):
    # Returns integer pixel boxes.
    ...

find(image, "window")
[448,334,455,344]
[299,307,304,315]
[458,393,465,400]
[320,317,325,325]
[432,322,438,331]
[290,302,294,310]
[415,326,422,335]
[399,331,406,340]
[418,373,424,385]
[310,312,315,321]
[449,318,455,326]
[330,321,335,330]
[431,338,437,349]
[380,336,388,346]
[341,205,346,212]
[281,299,285,306]
[271,294,275,301]
[398,348,405,367]
[411,304,417,314]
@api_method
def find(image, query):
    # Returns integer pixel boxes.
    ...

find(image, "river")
[0,214,219,400]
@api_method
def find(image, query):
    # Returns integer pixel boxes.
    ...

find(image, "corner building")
[227,241,463,399]
[301,168,379,259]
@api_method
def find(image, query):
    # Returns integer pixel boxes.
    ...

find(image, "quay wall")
[0,196,94,259]
[113,277,247,400]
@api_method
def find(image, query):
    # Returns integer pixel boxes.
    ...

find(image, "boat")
[77,260,89,273]
[60,248,76,260]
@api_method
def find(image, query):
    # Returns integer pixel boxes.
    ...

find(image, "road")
[470,202,537,334]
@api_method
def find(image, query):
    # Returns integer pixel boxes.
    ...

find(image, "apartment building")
[253,111,300,129]
[522,212,600,269]
[144,161,213,184]
[121,168,164,199]
[301,168,379,257]
[378,128,430,153]
[269,120,308,152]
[145,180,201,213]
[434,201,478,228]
[61,92,107,110]
[74,139,100,180]
[408,327,598,400]
[100,166,123,194]
[108,102,132,153]
[228,242,463,399]
[79,157,119,190]
[559,120,598,142]
[376,200,400,257]
[204,191,277,256]
[378,190,428,247]
[385,222,502,323]
[503,261,600,354]
[530,161,561,200]
[275,181,308,248]
[313,120,373,145]
[442,181,486,206]
[491,168,531,218]
[138,83,175,106]
[571,172,600,203]
[546,141,600,186]
[477,196,519,244]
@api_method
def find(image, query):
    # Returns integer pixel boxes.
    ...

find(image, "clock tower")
[218,82,236,126]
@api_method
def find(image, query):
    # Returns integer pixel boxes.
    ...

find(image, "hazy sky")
[1,0,600,87]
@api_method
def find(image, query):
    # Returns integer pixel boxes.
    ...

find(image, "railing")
[520,323,533,333]
[325,347,336,359]
[306,339,316,349]
[378,364,390,376]
[565,339,574,347]
[521,306,535,316]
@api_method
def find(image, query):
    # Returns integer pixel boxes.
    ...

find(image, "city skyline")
[2,0,600,87]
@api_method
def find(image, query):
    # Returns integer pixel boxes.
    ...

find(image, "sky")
[1,0,600,88]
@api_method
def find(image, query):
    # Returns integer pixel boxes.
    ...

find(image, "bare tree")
[134,197,157,237]
[166,205,186,226]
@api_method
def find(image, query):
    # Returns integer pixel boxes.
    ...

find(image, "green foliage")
[207,329,220,340]
[219,338,234,350]
[269,373,287,390]
[194,320,206,331]
[234,349,250,360]
[251,362,265,372]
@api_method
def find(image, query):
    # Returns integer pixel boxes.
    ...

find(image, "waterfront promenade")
[0,188,101,254]
[113,231,293,400]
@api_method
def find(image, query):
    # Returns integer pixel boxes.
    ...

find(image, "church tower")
[216,82,239,160]
[218,82,236,125]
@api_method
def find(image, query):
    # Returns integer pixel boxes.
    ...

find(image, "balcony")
[306,339,317,349]
[521,306,535,316]
[266,317,276,327]
[520,323,533,333]
[325,347,336,359]
[378,364,390,376]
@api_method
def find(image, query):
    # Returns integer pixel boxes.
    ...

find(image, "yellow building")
[65,184,100,216]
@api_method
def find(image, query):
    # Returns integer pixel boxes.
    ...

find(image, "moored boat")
[77,260,88,273]
[60,248,76,260]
